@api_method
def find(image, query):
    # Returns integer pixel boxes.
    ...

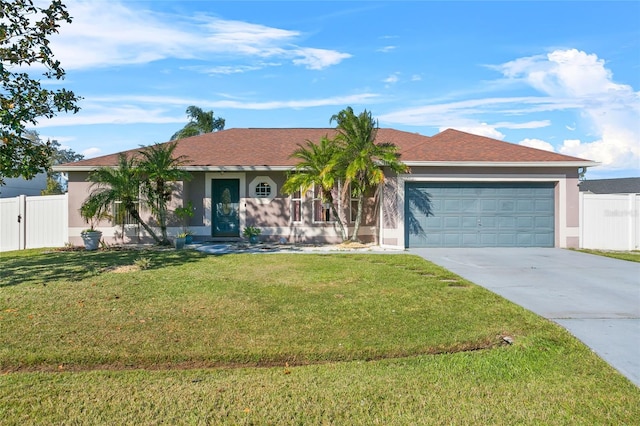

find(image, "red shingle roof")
[57,128,594,170]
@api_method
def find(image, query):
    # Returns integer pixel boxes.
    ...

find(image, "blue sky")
[33,1,640,179]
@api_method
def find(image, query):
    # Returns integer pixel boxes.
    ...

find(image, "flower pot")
[175,236,186,250]
[249,235,259,244]
[185,234,193,244]
[81,231,102,251]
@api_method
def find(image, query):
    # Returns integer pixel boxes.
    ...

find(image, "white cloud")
[381,49,639,172]
[498,49,626,97]
[441,124,505,140]
[192,64,274,75]
[82,147,102,158]
[519,138,556,152]
[50,0,350,70]
[497,48,640,170]
[383,74,399,84]
[495,120,551,130]
[291,48,352,70]
[377,46,396,53]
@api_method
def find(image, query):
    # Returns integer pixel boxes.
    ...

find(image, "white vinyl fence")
[580,193,640,251]
[0,194,68,252]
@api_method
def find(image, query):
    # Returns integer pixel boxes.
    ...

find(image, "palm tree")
[330,107,409,242]
[137,142,192,244]
[82,153,163,244]
[282,136,348,241]
[170,106,225,140]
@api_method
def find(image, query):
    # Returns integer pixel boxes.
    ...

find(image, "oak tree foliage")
[1,0,80,184]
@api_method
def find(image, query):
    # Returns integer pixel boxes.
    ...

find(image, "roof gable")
[57,127,595,170]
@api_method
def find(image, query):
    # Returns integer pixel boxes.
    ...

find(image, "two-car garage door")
[406,182,555,248]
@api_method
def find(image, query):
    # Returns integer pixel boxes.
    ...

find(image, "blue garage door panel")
[406,182,555,248]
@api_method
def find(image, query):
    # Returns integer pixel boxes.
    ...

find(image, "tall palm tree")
[330,107,409,242]
[137,142,192,245]
[82,153,163,244]
[170,106,225,140]
[282,136,348,241]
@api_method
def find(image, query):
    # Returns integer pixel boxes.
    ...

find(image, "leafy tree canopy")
[283,107,410,242]
[0,0,80,184]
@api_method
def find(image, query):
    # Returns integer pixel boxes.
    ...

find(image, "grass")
[575,249,640,263]
[1,248,638,424]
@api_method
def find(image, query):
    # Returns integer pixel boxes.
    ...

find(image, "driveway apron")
[410,248,640,387]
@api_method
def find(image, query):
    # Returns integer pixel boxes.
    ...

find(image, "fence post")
[628,194,636,251]
[63,193,69,246]
[18,195,26,250]
[578,192,584,249]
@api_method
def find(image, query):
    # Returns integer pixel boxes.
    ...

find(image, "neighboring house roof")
[54,128,597,171]
[578,177,640,194]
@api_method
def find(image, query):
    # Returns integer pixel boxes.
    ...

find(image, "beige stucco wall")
[202,171,374,244]
[66,166,582,248]
[65,170,376,246]
[66,172,186,246]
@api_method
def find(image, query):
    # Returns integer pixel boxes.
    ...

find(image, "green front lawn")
[1,248,638,424]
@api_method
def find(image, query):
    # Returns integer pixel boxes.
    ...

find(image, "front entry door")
[212,179,240,237]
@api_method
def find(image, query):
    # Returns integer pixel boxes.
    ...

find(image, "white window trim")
[249,176,277,204]
[290,188,303,224]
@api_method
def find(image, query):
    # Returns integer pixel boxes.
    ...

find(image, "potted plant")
[243,226,261,244]
[79,199,107,250]
[174,201,195,243]
[174,232,187,250]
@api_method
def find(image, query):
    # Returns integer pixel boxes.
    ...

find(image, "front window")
[112,201,139,225]
[313,185,333,222]
[291,189,302,223]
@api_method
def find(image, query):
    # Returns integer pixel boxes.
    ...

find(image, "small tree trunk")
[158,201,169,244]
[129,208,162,245]
[330,204,348,242]
[156,182,170,245]
[350,194,364,242]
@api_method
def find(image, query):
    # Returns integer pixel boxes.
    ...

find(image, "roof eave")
[53,161,601,173]
[404,161,601,168]
[53,165,296,172]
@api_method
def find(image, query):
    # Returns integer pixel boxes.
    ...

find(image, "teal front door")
[212,179,240,237]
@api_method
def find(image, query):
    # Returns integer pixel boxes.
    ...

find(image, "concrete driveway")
[410,248,640,387]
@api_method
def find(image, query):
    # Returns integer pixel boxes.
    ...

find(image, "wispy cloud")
[379,96,570,130]
[187,64,278,75]
[51,0,351,71]
[377,46,396,53]
[37,93,381,127]
[383,73,400,86]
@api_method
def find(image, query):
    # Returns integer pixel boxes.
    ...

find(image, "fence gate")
[0,194,68,252]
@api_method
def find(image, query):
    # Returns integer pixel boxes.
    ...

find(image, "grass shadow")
[0,248,207,288]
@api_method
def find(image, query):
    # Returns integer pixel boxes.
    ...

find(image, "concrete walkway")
[410,248,640,387]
